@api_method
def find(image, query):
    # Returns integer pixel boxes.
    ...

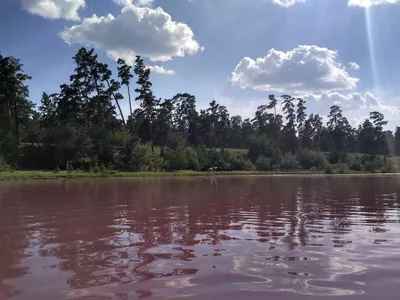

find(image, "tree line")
[1,47,400,173]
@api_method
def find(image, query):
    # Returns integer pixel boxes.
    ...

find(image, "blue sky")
[1,0,400,128]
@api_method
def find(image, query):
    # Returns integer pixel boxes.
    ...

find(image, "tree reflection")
[0,177,399,299]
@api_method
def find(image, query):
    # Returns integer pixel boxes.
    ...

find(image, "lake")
[1,176,400,300]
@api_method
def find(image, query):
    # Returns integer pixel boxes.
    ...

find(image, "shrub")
[244,159,256,171]
[382,157,397,173]
[324,164,334,174]
[130,142,163,171]
[362,157,383,173]
[185,147,200,171]
[247,135,275,163]
[335,162,350,174]
[229,154,247,171]
[348,155,362,171]
[296,149,327,170]
[255,155,271,171]
[164,148,189,171]
[0,156,10,171]
[363,160,377,173]
[279,153,301,171]
[66,161,73,173]
[195,147,209,171]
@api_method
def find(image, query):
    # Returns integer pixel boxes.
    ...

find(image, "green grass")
[2,169,397,180]
[0,169,326,180]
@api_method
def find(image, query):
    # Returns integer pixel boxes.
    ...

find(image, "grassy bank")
[1,169,397,180]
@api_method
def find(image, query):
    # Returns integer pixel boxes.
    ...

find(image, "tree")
[172,93,198,145]
[134,56,157,152]
[370,111,388,157]
[154,99,174,156]
[0,54,33,143]
[281,95,298,153]
[118,59,133,131]
[327,105,350,153]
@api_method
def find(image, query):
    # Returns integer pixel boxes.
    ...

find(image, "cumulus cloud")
[212,91,400,128]
[20,0,85,20]
[231,45,359,94]
[348,62,360,70]
[112,0,154,7]
[60,5,202,63]
[147,65,175,75]
[348,0,399,7]
[271,0,399,7]
[271,0,304,7]
[303,92,400,126]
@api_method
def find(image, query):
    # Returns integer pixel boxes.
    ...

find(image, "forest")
[1,47,400,174]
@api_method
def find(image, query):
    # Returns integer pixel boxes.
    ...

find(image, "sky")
[1,0,400,128]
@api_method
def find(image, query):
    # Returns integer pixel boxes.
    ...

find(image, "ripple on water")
[1,177,400,299]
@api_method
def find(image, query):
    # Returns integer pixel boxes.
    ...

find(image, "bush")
[244,159,256,171]
[164,148,188,171]
[335,162,350,174]
[130,142,163,171]
[382,157,397,173]
[255,155,271,171]
[348,155,362,171]
[247,135,276,163]
[296,149,328,170]
[229,154,247,171]
[325,164,334,174]
[362,157,383,173]
[194,147,209,171]
[279,153,301,171]
[185,147,200,171]
[363,160,377,173]
[0,156,10,171]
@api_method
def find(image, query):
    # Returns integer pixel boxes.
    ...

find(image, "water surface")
[1,176,400,299]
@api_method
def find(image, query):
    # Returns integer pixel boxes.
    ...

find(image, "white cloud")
[20,0,85,21]
[303,91,400,126]
[211,91,400,128]
[271,0,304,7]
[147,65,175,75]
[348,62,360,70]
[60,5,202,63]
[271,0,399,7]
[112,0,154,7]
[231,45,359,94]
[348,0,399,7]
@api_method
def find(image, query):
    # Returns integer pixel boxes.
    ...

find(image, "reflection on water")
[1,176,400,300]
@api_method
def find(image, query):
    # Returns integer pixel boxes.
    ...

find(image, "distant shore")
[1,170,399,180]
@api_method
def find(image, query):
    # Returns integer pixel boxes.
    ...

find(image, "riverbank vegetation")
[2,48,400,176]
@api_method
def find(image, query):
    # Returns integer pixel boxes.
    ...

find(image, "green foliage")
[278,153,301,171]
[334,162,350,174]
[244,159,256,171]
[255,155,271,171]
[382,157,397,173]
[185,147,200,171]
[0,156,10,171]
[324,164,334,174]
[130,141,162,171]
[348,155,362,171]
[0,48,398,174]
[328,151,347,165]
[247,135,272,163]
[296,148,327,170]
[164,148,188,171]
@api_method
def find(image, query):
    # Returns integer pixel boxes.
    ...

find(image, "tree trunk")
[127,84,133,132]
[106,79,126,128]
[13,99,19,143]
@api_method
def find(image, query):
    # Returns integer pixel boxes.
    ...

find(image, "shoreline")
[1,170,400,180]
